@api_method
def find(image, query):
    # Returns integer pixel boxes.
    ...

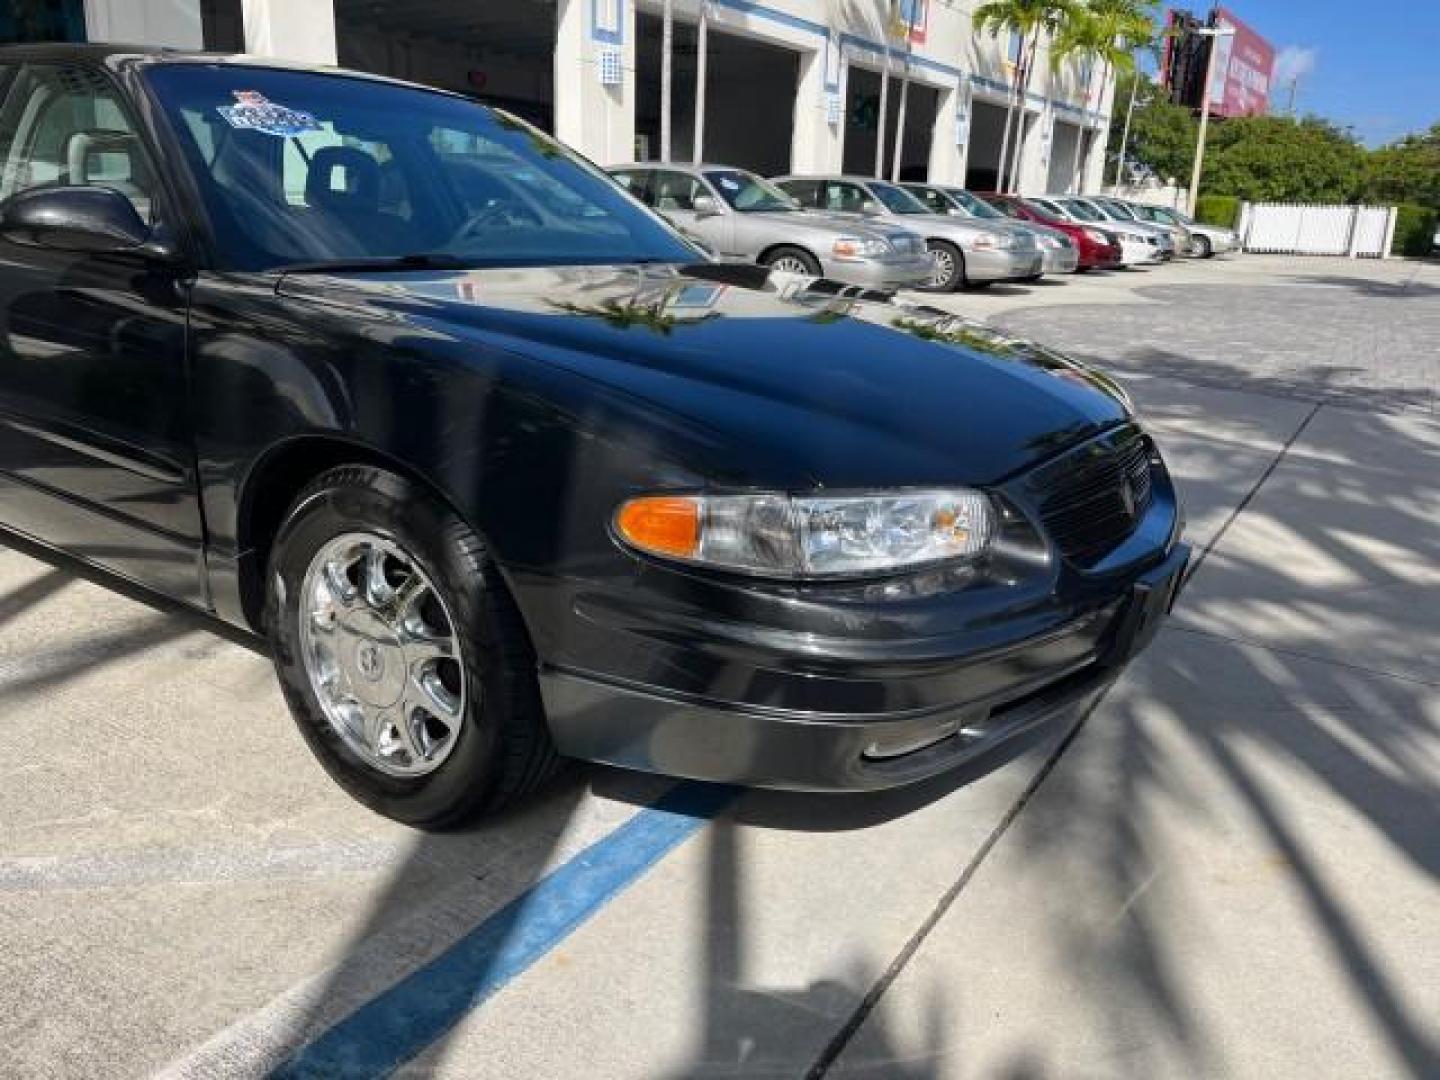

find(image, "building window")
[1007,30,1023,66]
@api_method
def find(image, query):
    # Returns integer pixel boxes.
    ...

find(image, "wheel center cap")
[357,641,384,681]
[344,629,406,709]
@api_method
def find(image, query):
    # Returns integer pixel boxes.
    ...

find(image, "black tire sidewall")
[925,240,963,291]
[267,469,511,826]
[764,245,821,275]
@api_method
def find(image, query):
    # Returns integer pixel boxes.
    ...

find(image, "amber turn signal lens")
[616,496,701,558]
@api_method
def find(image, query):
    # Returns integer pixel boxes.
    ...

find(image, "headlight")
[615,490,994,577]
[1037,234,1060,249]
[1082,228,1109,245]
[971,232,1014,250]
[832,236,893,258]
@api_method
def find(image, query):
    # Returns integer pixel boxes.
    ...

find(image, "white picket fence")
[1238,202,1397,258]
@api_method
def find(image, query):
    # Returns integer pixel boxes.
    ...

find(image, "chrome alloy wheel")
[299,532,469,778]
[768,254,813,274]
[928,246,956,288]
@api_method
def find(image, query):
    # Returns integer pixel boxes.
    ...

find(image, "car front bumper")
[1041,247,1080,274]
[531,437,1187,793]
[540,542,1188,790]
[967,247,1045,282]
[1118,239,1163,265]
[823,252,935,289]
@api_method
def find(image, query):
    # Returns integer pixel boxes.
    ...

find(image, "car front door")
[650,169,726,252]
[0,63,204,602]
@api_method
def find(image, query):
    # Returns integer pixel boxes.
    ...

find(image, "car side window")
[823,181,869,214]
[651,170,701,212]
[0,64,156,224]
[914,187,950,213]
[611,169,653,204]
[776,178,819,207]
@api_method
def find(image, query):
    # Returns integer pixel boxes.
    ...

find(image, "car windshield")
[143,64,696,271]
[1099,199,1136,220]
[1058,198,1106,223]
[703,169,797,211]
[945,188,1005,219]
[868,181,931,215]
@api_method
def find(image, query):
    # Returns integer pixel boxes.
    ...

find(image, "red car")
[979,193,1123,271]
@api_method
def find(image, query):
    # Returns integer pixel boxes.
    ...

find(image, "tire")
[1019,272,1044,283]
[266,465,558,828]
[924,240,963,291]
[1194,234,1213,258]
[761,245,821,276]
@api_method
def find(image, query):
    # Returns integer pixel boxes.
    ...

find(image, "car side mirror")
[693,194,721,218]
[0,186,177,261]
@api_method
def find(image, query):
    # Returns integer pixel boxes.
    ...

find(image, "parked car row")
[609,162,1239,294]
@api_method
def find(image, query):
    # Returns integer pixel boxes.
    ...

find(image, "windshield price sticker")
[217,91,322,136]
[718,177,740,190]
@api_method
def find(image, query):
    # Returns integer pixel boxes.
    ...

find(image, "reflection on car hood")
[747,210,917,246]
[277,262,1130,488]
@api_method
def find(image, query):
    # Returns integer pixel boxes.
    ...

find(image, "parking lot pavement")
[2,256,1436,1078]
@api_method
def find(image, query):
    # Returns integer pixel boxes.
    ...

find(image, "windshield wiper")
[277,253,473,274]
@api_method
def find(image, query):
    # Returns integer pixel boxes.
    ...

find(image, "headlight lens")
[1083,228,1109,245]
[615,490,994,577]
[832,236,892,258]
[972,232,1014,250]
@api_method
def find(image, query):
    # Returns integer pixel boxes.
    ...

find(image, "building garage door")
[843,64,938,181]
[334,0,557,131]
[636,15,799,174]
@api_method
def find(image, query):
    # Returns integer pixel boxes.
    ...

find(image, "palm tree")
[974,0,1076,193]
[1051,2,1155,191]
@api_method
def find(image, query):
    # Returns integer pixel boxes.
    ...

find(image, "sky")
[1158,1,1440,146]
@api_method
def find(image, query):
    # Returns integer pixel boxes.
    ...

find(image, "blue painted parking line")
[269,781,738,1080]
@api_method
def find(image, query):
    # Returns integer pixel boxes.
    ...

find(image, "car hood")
[747,209,913,243]
[277,262,1129,489]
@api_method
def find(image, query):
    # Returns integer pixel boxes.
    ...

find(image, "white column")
[241,0,336,64]
[790,41,843,174]
[927,81,963,184]
[1080,122,1105,193]
[85,0,202,48]
[554,0,637,165]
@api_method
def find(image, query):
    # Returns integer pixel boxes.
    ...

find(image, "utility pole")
[660,0,673,161]
[1112,74,1139,193]
[1286,74,1299,116]
[1186,26,1233,216]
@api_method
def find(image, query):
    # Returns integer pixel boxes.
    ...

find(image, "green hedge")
[1194,194,1241,228]
[1392,203,1438,256]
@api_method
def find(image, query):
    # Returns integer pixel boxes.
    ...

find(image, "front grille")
[1036,433,1155,565]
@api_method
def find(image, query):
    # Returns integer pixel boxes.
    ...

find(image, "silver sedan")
[771,174,1044,291]
[903,182,1080,275]
[607,164,933,289]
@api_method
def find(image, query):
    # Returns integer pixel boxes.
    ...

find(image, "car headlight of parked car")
[1082,228,1109,245]
[971,233,1015,250]
[832,236,894,259]
[615,490,994,577]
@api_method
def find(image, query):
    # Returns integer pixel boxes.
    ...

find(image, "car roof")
[606,163,765,174]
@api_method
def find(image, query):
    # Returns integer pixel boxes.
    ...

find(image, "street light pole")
[1186,26,1234,216]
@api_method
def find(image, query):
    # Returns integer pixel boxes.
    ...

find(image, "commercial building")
[14,0,1115,193]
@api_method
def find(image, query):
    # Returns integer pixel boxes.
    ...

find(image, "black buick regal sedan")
[0,46,1187,826]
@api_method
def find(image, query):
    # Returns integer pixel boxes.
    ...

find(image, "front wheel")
[266,465,558,827]
[1193,235,1213,258]
[761,245,821,276]
[924,240,963,291]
